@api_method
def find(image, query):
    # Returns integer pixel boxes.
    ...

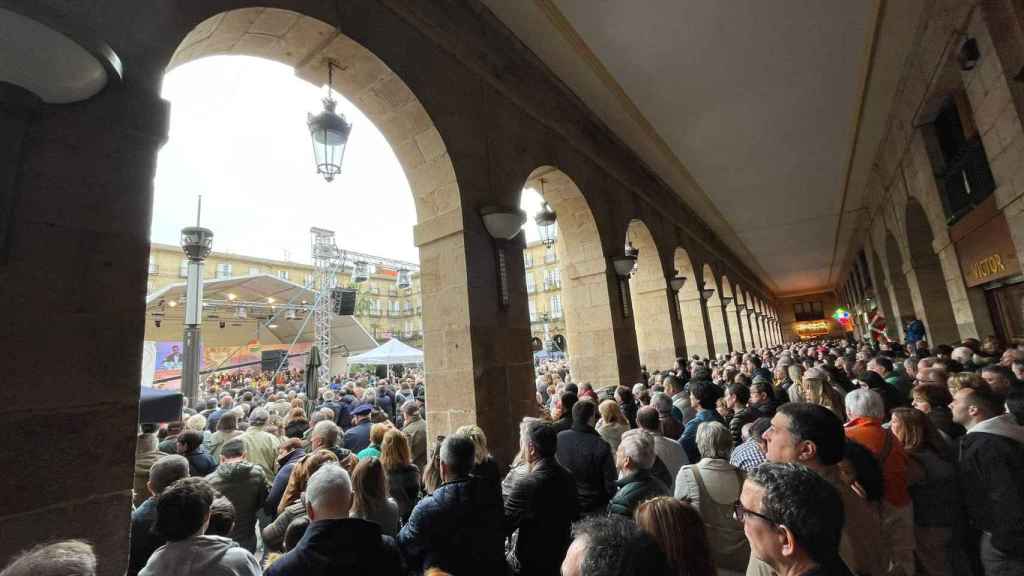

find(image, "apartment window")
[304,274,315,288]
[278,270,289,281]
[179,259,189,278]
[215,263,232,279]
[550,295,563,319]
[928,92,995,225]
[793,301,824,322]
[523,251,533,268]
[529,300,538,323]
[525,273,536,293]
[544,247,557,263]
[148,255,158,275]
[249,267,260,276]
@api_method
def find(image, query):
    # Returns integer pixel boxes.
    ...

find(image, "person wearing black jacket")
[266,464,403,576]
[556,400,617,516]
[550,392,578,436]
[952,383,1024,575]
[504,422,579,576]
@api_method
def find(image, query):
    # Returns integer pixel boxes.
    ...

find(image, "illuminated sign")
[832,308,854,332]
[793,320,831,340]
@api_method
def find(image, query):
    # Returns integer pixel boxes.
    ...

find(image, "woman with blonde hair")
[455,424,501,493]
[596,399,630,452]
[357,423,391,460]
[635,497,716,576]
[350,457,401,537]
[788,367,845,420]
[262,450,338,551]
[380,428,421,521]
[422,435,445,495]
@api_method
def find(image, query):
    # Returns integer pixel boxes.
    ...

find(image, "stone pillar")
[680,295,710,359]
[0,83,38,263]
[734,308,748,351]
[631,278,682,371]
[0,85,170,574]
[728,304,745,352]
[706,303,731,358]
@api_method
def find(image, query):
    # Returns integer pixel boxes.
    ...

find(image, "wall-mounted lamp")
[959,37,980,71]
[721,296,734,307]
[668,274,687,294]
[700,285,715,301]
[736,303,747,312]
[612,249,639,318]
[481,206,527,307]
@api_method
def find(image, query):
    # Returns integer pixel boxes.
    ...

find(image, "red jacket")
[845,416,910,507]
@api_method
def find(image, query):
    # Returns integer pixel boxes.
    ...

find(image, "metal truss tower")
[311,227,345,387]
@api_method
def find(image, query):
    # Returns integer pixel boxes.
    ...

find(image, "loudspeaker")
[332,287,357,316]
[261,350,288,372]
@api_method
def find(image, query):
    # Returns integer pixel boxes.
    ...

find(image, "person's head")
[739,462,844,571]
[616,429,656,474]
[219,394,234,409]
[636,406,661,433]
[951,346,973,366]
[890,407,949,457]
[663,374,684,395]
[176,430,204,455]
[950,383,1005,429]
[310,420,340,451]
[380,429,412,472]
[696,420,733,460]
[558,392,579,420]
[572,398,598,427]
[249,407,269,427]
[402,401,421,420]
[765,403,845,469]
[216,411,238,432]
[726,383,750,410]
[0,540,96,576]
[561,515,669,576]
[154,477,216,541]
[910,384,952,414]
[219,438,246,463]
[867,356,893,377]
[439,434,476,481]
[981,365,1015,397]
[454,425,489,465]
[634,497,715,576]
[369,422,389,448]
[351,457,388,514]
[147,455,190,498]
[750,380,773,405]
[598,399,627,426]
[749,417,772,451]
[305,463,353,521]
[689,380,721,411]
[205,497,236,537]
[1008,377,1024,425]
[526,421,558,464]
[282,516,310,551]
[838,440,884,502]
[614,385,635,406]
[844,388,885,421]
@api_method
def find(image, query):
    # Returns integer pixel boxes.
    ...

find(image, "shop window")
[793,301,824,321]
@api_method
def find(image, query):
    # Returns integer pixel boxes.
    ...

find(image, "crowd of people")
[4,335,1024,576]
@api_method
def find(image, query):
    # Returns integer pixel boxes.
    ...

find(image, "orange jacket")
[845,416,910,507]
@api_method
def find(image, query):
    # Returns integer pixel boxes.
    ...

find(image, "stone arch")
[884,232,915,337]
[722,277,745,352]
[702,263,730,357]
[867,243,897,341]
[524,166,619,390]
[627,220,678,371]
[904,197,959,344]
[675,247,710,360]
[166,8,476,436]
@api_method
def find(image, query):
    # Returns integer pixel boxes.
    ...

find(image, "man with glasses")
[746,403,883,576]
[737,462,850,576]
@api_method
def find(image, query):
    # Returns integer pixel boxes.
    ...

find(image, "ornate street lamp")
[180,221,213,408]
[396,268,412,290]
[308,60,353,182]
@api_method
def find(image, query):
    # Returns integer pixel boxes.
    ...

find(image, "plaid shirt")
[730,437,766,472]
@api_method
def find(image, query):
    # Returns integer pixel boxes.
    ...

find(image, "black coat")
[397,476,505,575]
[183,447,217,477]
[265,518,403,576]
[556,425,617,515]
[343,420,372,452]
[958,424,1024,556]
[607,468,669,518]
[387,463,421,521]
[504,458,579,576]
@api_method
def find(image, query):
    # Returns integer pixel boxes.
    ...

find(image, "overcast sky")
[152,56,546,265]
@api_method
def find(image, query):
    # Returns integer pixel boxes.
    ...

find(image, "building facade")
[148,243,424,348]
[523,239,566,346]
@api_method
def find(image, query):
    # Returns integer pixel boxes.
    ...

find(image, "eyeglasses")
[733,501,778,526]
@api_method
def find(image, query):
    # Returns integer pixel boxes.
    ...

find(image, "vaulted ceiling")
[481,0,927,296]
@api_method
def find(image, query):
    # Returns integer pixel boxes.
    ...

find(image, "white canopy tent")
[347,338,423,377]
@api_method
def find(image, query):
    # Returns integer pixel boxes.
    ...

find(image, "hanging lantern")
[308,61,353,182]
[353,260,370,283]
[535,179,557,246]
[625,241,639,275]
[396,268,412,289]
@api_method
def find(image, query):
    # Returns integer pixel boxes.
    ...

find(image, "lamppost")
[180,224,213,407]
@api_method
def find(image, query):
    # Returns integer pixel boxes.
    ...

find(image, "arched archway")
[905,198,959,344]
[166,8,483,438]
[524,167,620,390]
[676,247,710,360]
[885,232,915,337]
[627,220,678,371]
[702,263,730,357]
[722,277,745,352]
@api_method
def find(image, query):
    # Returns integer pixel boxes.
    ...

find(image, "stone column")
[727,304,744,352]
[680,295,710,359]
[0,83,39,263]
[0,85,170,573]
[734,308,748,351]
[631,278,683,371]
[706,302,731,358]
